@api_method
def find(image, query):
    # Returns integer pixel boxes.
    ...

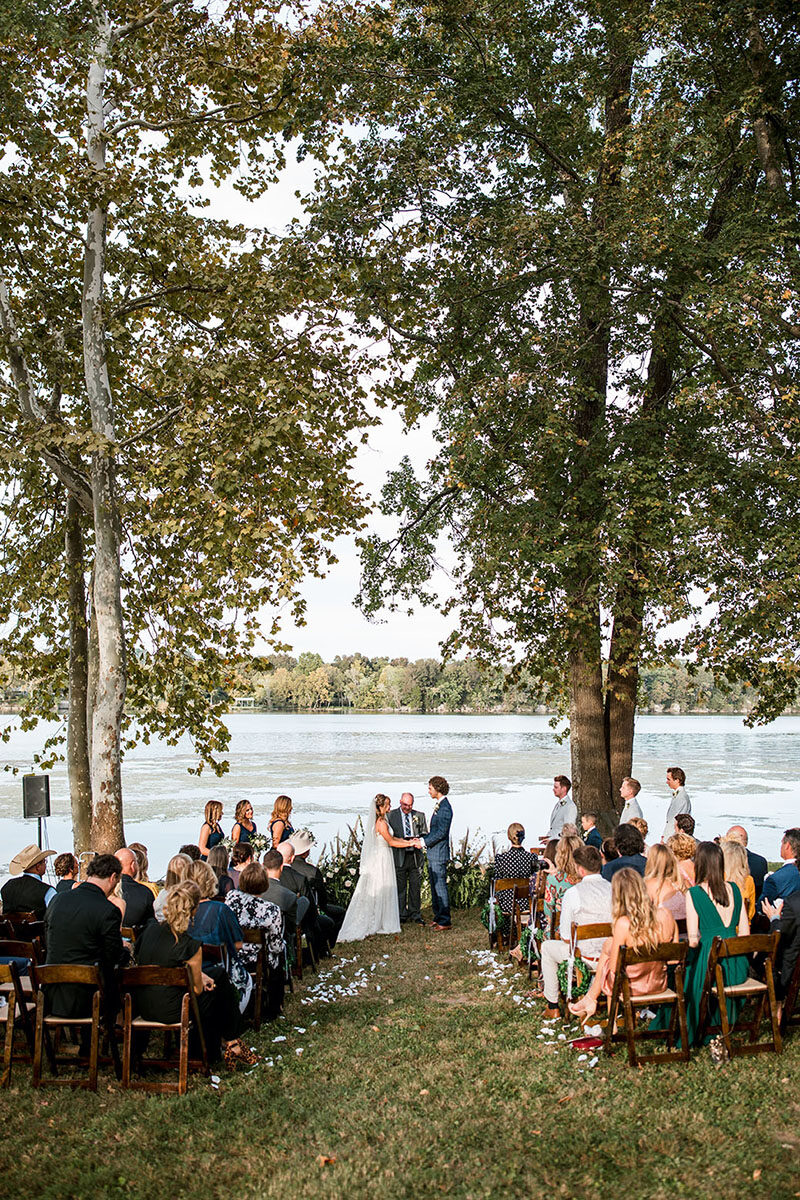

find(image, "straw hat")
[9,844,55,875]
[288,830,314,855]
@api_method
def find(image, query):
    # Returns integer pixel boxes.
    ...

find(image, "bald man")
[115,846,155,927]
[725,826,768,896]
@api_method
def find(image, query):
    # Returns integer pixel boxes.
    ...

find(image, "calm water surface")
[1,713,798,877]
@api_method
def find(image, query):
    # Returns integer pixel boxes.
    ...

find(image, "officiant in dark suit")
[388,793,429,925]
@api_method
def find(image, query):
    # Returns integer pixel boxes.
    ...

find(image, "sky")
[199,147,458,662]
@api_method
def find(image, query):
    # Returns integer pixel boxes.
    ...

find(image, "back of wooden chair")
[241,928,266,1030]
[3,913,46,941]
[120,964,208,1094]
[780,942,800,1035]
[0,918,14,938]
[491,878,529,952]
[30,963,104,1090]
[605,941,690,1067]
[0,964,17,1087]
[0,941,40,1054]
[699,931,782,1057]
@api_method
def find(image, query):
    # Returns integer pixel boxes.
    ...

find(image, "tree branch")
[110,0,182,44]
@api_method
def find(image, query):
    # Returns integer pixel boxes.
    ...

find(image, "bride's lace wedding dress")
[337,805,401,942]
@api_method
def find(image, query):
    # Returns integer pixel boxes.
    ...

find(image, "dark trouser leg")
[193,965,243,1062]
[396,860,410,919]
[323,903,346,934]
[429,862,451,926]
[406,862,423,922]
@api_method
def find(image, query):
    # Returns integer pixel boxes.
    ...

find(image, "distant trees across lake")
[218,653,775,716]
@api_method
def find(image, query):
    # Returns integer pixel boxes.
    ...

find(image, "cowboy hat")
[9,844,55,875]
[288,830,314,855]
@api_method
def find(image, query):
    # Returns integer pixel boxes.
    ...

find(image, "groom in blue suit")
[423,775,453,930]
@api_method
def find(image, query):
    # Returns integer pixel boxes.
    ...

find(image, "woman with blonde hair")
[720,838,756,920]
[268,795,294,847]
[569,868,677,1018]
[645,843,686,921]
[128,842,159,899]
[135,881,257,1067]
[231,799,257,845]
[198,801,225,861]
[153,852,192,921]
[186,860,244,960]
[543,833,582,928]
[666,831,697,889]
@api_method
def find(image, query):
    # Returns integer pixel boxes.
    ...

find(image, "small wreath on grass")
[557,956,592,999]
[481,900,509,936]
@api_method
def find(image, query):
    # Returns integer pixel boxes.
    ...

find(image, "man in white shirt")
[546,775,577,839]
[540,843,612,1018]
[662,766,691,841]
[618,776,643,824]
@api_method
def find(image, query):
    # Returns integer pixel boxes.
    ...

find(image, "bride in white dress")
[337,793,422,942]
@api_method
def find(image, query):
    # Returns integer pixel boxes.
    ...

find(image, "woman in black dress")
[493,823,539,916]
[135,882,257,1068]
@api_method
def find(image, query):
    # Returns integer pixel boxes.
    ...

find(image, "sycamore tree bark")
[65,496,93,852]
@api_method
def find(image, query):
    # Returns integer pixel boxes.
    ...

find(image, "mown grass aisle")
[1,913,798,1199]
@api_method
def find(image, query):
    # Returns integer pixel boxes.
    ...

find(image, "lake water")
[1,712,798,879]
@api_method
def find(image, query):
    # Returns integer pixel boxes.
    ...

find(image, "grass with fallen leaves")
[0,912,797,1199]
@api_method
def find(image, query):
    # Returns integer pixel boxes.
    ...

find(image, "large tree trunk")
[604,598,644,814]
[65,496,92,852]
[569,639,615,833]
[84,17,126,852]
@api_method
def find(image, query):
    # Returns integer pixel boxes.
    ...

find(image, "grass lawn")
[1,911,797,1200]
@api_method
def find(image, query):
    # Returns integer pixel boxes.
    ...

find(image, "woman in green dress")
[684,841,750,1045]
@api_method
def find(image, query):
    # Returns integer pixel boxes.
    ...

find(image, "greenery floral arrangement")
[480,900,509,936]
[220,832,269,856]
[556,956,592,999]
[447,829,491,909]
[518,925,544,961]
[318,819,364,907]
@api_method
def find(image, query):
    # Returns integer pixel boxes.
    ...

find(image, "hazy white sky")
[202,147,457,661]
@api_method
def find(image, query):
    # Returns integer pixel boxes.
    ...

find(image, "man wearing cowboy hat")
[288,829,346,941]
[1,844,56,919]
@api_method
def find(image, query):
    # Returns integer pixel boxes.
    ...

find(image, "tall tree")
[0,1,371,849]
[287,0,799,826]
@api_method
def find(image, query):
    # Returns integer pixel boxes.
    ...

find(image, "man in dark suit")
[116,847,155,928]
[763,887,800,1006]
[580,813,603,850]
[44,854,127,1018]
[388,793,429,924]
[601,824,647,881]
[1,844,56,918]
[288,831,346,938]
[724,825,768,896]
[277,841,329,956]
[261,849,302,939]
[422,775,453,931]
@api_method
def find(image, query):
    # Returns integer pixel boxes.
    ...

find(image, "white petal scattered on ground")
[295,1048,304,1055]
[272,1035,287,1042]
[211,1075,221,1084]
[558,1034,566,1040]
[577,1054,587,1062]
[588,1056,599,1068]
[294,1027,306,1034]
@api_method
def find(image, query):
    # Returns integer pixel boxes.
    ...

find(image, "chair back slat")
[121,966,191,990]
[492,877,531,892]
[572,922,612,942]
[713,932,779,959]
[241,927,267,946]
[620,940,688,967]
[32,964,101,988]
[0,937,45,964]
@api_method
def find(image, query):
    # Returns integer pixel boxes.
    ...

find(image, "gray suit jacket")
[663,786,691,840]
[387,808,428,869]
[260,878,297,937]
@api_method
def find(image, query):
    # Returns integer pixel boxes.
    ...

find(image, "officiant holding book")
[388,793,429,925]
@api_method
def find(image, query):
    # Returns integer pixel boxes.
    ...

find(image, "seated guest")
[224,862,284,1020]
[493,824,538,916]
[207,844,234,899]
[540,839,559,872]
[228,843,253,890]
[601,824,646,881]
[44,854,126,1019]
[116,847,156,928]
[543,834,582,929]
[675,813,696,839]
[644,844,686,921]
[179,844,202,862]
[580,813,603,850]
[261,849,301,939]
[1,844,56,917]
[186,861,243,962]
[619,776,643,824]
[629,817,650,852]
[277,841,327,956]
[128,843,159,899]
[54,852,79,894]
[763,885,800,1018]
[154,853,192,921]
[684,841,749,1045]
[666,831,697,888]
[289,830,346,938]
[136,880,256,1067]
[569,868,677,1019]
[721,838,756,920]
[725,824,767,896]
[540,844,612,1018]
[760,829,800,909]
[601,837,619,866]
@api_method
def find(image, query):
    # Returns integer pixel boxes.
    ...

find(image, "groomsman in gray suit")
[388,793,429,925]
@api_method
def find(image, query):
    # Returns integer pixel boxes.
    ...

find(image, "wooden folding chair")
[604,941,689,1066]
[0,964,18,1086]
[120,965,209,1094]
[490,879,528,953]
[697,932,782,1057]
[294,926,317,980]
[241,928,266,1030]
[32,964,106,1090]
[780,944,800,1036]
[525,872,548,980]
[558,923,613,1017]
[3,912,46,942]
[0,938,43,1056]
[509,883,533,953]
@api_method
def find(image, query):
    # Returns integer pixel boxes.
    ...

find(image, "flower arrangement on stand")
[319,819,364,907]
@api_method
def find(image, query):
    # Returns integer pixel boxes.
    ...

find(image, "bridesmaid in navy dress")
[231,799,257,845]
[269,795,294,847]
[198,800,225,861]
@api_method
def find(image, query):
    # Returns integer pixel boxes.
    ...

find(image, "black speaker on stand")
[23,774,51,849]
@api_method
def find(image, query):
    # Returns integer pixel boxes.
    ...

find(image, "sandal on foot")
[223,1040,261,1070]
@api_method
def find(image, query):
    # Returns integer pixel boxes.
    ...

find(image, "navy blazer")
[423,798,453,865]
[584,827,603,849]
